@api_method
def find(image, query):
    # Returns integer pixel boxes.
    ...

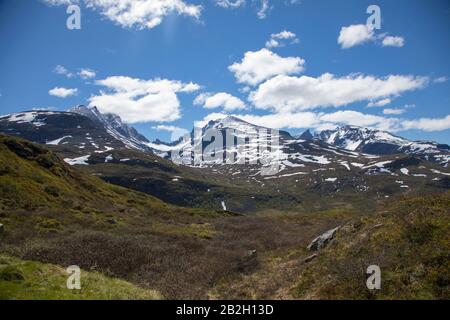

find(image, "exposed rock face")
[307,226,340,251]
[299,129,313,140]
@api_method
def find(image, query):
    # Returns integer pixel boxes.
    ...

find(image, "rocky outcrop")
[307,226,340,251]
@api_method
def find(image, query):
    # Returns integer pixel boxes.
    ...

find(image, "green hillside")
[0,134,448,300]
[0,255,162,300]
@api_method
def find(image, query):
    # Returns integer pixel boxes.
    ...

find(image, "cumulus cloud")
[42,0,202,29]
[199,110,450,133]
[89,76,200,123]
[79,68,96,79]
[229,48,305,86]
[338,24,374,49]
[265,30,299,48]
[402,115,450,132]
[338,24,405,49]
[49,87,78,98]
[249,73,428,113]
[194,92,246,111]
[382,35,405,47]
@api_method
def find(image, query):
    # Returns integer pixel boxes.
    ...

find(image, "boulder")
[307,226,340,251]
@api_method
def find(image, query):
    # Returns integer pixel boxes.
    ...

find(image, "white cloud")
[89,76,200,123]
[249,73,428,113]
[338,24,405,49]
[215,0,246,8]
[42,0,77,5]
[257,0,270,19]
[383,108,406,115]
[319,110,398,131]
[338,24,374,49]
[49,87,78,98]
[434,76,448,83]
[367,98,391,107]
[54,65,96,80]
[153,124,184,131]
[266,30,299,48]
[54,65,75,78]
[194,92,246,111]
[84,0,202,29]
[229,48,305,86]
[402,115,450,132]
[199,110,450,133]
[78,68,96,79]
[152,124,189,141]
[382,35,405,47]
[43,0,202,29]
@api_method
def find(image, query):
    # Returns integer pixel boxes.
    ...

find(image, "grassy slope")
[0,134,228,299]
[0,255,162,300]
[293,191,450,299]
[208,192,449,300]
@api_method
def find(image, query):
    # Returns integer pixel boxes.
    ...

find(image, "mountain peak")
[299,129,313,140]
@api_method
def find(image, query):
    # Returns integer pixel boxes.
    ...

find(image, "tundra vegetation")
[0,134,448,299]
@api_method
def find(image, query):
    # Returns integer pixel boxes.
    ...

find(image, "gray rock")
[307,226,340,251]
[303,253,318,263]
[106,218,118,225]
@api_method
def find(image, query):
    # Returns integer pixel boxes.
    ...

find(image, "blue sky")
[0,0,449,143]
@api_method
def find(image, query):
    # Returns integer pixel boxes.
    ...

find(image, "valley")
[0,107,449,299]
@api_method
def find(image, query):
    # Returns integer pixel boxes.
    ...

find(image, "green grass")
[0,255,162,300]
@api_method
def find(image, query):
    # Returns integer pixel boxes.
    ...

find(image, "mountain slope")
[293,191,450,299]
[0,255,162,300]
[315,125,450,167]
[208,191,450,299]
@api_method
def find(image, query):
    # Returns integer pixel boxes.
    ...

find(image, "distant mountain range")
[315,125,450,166]
[0,105,449,212]
[1,105,447,167]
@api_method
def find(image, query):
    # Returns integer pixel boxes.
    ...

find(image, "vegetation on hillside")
[0,255,162,300]
[293,192,450,299]
[0,134,448,300]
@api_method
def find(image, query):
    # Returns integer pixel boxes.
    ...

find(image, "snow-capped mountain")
[0,106,153,156]
[150,116,380,175]
[0,109,448,210]
[68,105,151,151]
[315,125,450,167]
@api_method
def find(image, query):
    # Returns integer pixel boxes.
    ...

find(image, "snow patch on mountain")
[46,135,72,145]
[64,155,90,165]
